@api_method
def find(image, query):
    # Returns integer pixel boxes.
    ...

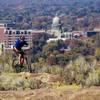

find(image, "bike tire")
[12,54,21,73]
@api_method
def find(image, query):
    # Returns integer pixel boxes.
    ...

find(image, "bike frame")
[12,48,32,73]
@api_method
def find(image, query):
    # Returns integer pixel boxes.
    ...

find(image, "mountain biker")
[13,35,29,66]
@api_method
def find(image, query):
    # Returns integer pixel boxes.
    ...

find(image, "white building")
[51,15,62,38]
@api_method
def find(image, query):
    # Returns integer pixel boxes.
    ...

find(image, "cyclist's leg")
[12,47,21,72]
[19,55,24,65]
[13,47,19,56]
[19,50,24,66]
[13,47,21,65]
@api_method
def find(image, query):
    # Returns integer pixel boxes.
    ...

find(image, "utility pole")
[0,43,4,71]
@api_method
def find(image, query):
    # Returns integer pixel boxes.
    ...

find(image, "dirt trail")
[0,72,100,100]
[0,87,100,100]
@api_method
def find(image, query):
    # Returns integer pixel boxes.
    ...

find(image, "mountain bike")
[12,48,32,73]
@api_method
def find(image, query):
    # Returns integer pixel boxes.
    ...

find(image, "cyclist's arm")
[23,45,32,50]
[24,41,28,46]
[22,41,32,50]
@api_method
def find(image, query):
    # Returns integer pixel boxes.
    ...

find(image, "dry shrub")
[63,56,91,85]
[86,68,100,86]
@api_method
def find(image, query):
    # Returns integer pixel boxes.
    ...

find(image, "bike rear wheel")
[12,54,22,72]
[12,50,32,73]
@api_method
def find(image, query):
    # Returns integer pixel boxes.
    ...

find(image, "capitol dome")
[52,15,60,28]
[51,15,62,38]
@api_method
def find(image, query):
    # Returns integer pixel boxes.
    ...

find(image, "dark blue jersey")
[14,39,28,50]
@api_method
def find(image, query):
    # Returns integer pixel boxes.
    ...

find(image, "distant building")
[47,15,87,43]
[0,23,5,43]
[0,23,5,27]
[4,29,33,49]
[0,23,46,50]
[86,31,98,37]
[72,31,85,37]
[93,28,100,33]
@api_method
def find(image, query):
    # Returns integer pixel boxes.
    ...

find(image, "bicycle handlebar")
[22,46,32,50]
